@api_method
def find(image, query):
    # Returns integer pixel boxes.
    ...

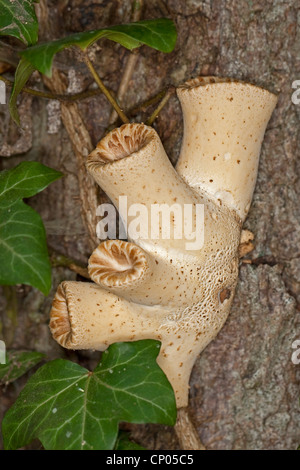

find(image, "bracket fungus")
[50,76,277,435]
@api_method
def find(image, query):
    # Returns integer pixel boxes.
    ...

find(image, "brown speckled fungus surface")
[50,77,277,409]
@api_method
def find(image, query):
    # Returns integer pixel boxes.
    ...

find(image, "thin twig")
[104,88,168,135]
[108,53,138,125]
[175,408,206,450]
[130,87,168,115]
[146,86,175,126]
[0,74,104,102]
[50,250,90,279]
[108,0,144,124]
[82,50,129,124]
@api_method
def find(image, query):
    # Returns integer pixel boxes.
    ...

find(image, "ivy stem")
[104,88,169,134]
[82,51,130,124]
[130,87,168,115]
[0,74,104,102]
[146,86,175,126]
[50,250,90,279]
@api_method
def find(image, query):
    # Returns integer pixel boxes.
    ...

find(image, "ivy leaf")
[0,161,62,208]
[0,350,45,385]
[0,201,52,295]
[2,340,177,450]
[0,0,39,46]
[20,18,177,77]
[115,432,145,451]
[9,57,36,126]
[0,162,62,295]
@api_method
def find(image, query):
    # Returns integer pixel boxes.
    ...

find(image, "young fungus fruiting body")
[50,77,277,408]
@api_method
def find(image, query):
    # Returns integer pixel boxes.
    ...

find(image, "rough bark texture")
[0,0,299,450]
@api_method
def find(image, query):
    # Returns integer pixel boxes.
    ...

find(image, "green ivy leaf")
[0,0,39,46]
[0,350,45,385]
[9,57,36,126]
[0,162,63,295]
[20,18,177,77]
[2,340,177,450]
[0,201,51,294]
[0,161,62,208]
[115,432,145,451]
